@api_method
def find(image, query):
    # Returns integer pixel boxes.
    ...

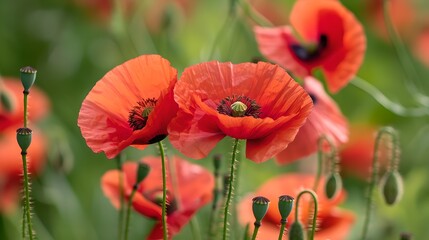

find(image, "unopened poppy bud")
[0,90,15,112]
[400,232,413,240]
[16,127,32,152]
[252,196,270,224]
[380,170,403,205]
[288,221,305,240]
[278,195,294,220]
[20,66,37,92]
[325,173,342,199]
[230,101,247,117]
[136,162,150,184]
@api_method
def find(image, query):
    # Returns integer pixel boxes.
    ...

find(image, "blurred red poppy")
[414,25,429,68]
[276,77,348,164]
[238,174,355,240]
[101,156,214,239]
[0,126,47,213]
[0,78,50,131]
[168,61,313,163]
[254,0,366,93]
[78,55,178,159]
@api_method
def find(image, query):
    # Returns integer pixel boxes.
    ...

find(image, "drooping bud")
[288,221,305,240]
[136,162,150,184]
[252,196,270,224]
[0,89,15,112]
[400,232,413,240]
[16,127,32,152]
[230,101,247,117]
[278,195,294,220]
[325,173,342,199]
[20,66,37,92]
[379,170,403,205]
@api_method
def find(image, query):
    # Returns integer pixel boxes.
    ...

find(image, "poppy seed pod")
[379,170,403,205]
[278,195,294,220]
[20,66,37,92]
[325,172,343,199]
[16,127,32,152]
[252,196,270,223]
[136,162,150,184]
[289,221,305,240]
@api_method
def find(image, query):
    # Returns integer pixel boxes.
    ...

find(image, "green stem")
[360,127,397,240]
[190,218,202,240]
[250,223,260,240]
[158,141,168,240]
[123,186,137,240]
[295,190,318,240]
[22,152,34,240]
[238,0,273,27]
[116,154,124,240]
[313,135,336,190]
[23,93,28,128]
[222,138,240,240]
[351,77,429,117]
[22,204,26,238]
[277,220,286,240]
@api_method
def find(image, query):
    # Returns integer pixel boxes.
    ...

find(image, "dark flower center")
[128,98,157,131]
[290,34,328,61]
[309,93,317,105]
[217,95,261,118]
[144,189,178,216]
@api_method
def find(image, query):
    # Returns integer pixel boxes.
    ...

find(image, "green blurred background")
[1,0,429,239]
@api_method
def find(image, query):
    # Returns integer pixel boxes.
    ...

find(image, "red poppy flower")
[168,61,313,163]
[238,174,355,240]
[276,77,348,164]
[0,77,50,131]
[254,0,366,93]
[101,156,214,239]
[414,26,429,68]
[78,55,178,159]
[0,126,46,213]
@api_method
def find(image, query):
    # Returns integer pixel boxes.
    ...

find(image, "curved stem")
[115,154,124,240]
[123,186,137,240]
[250,223,260,240]
[360,127,397,240]
[157,141,168,240]
[277,220,287,240]
[351,77,429,117]
[294,190,318,240]
[238,0,273,27]
[222,138,240,240]
[313,135,335,190]
[22,152,34,240]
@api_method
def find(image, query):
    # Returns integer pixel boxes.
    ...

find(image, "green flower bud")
[400,232,413,240]
[289,221,305,240]
[325,173,342,199]
[380,170,403,205]
[278,195,294,220]
[252,196,270,223]
[0,90,15,112]
[20,66,37,92]
[230,101,247,117]
[16,127,32,152]
[136,162,150,184]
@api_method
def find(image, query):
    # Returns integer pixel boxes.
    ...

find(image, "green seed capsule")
[278,195,294,220]
[380,170,403,205]
[325,173,342,199]
[136,162,150,184]
[252,196,270,223]
[16,128,32,152]
[288,221,305,240]
[20,66,37,92]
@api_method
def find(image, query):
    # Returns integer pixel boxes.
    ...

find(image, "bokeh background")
[1,0,429,239]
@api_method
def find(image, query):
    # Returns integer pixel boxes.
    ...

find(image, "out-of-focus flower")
[168,61,313,163]
[413,25,429,68]
[238,174,355,240]
[366,0,416,41]
[254,0,366,93]
[0,127,46,213]
[78,55,178,159]
[0,78,50,131]
[101,156,214,239]
[248,0,290,26]
[276,77,348,164]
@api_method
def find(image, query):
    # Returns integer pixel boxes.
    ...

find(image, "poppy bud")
[230,101,247,117]
[325,173,342,199]
[252,196,270,224]
[20,66,37,92]
[278,195,294,220]
[379,170,403,205]
[0,89,15,112]
[400,232,413,240]
[213,154,222,172]
[136,162,150,184]
[288,221,305,240]
[16,127,32,152]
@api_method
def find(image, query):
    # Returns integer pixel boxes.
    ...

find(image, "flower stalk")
[292,190,318,240]
[157,141,169,240]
